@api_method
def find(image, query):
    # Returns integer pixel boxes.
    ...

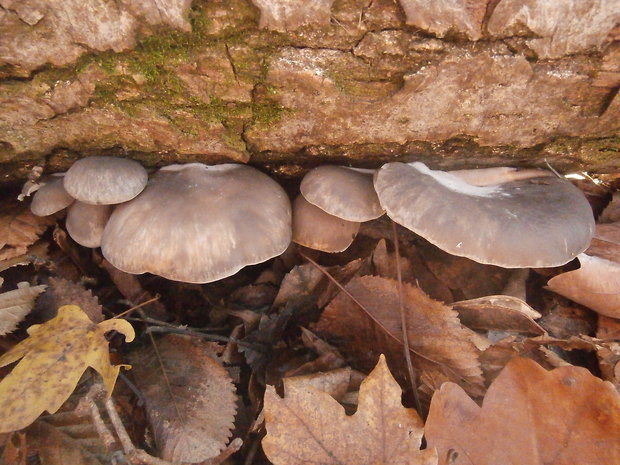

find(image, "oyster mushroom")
[292,195,360,253]
[374,162,595,268]
[63,156,148,205]
[101,163,292,283]
[30,174,74,216]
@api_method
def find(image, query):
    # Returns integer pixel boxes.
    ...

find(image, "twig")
[113,295,161,319]
[103,394,176,465]
[392,222,422,414]
[144,325,266,351]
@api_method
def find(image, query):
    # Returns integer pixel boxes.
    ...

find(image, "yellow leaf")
[263,354,438,465]
[0,305,135,433]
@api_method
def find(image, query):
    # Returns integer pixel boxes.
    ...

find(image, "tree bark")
[0,0,618,184]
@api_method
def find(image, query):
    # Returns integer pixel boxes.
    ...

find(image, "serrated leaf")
[0,282,46,335]
[0,305,135,433]
[129,335,237,463]
[315,276,484,396]
[263,355,437,465]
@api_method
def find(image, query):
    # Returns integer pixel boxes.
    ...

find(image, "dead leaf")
[600,191,620,223]
[0,202,55,261]
[0,282,47,335]
[314,276,484,397]
[452,295,545,336]
[587,221,620,262]
[35,277,103,323]
[0,241,49,273]
[129,335,237,463]
[26,416,105,465]
[547,254,620,318]
[273,258,367,310]
[0,432,27,465]
[263,354,438,465]
[425,357,620,465]
[417,241,512,300]
[371,239,453,303]
[282,367,352,402]
[0,305,135,433]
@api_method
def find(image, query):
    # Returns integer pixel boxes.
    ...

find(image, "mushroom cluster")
[29,157,596,283]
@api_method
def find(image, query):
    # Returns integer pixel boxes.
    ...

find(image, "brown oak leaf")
[425,357,620,465]
[263,355,437,465]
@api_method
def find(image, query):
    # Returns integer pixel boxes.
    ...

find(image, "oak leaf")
[263,354,438,465]
[0,305,135,433]
[314,276,484,396]
[425,357,620,465]
[129,335,237,463]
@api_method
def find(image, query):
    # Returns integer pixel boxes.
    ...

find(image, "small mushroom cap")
[30,176,74,216]
[63,156,148,205]
[374,162,595,268]
[66,202,112,248]
[300,165,384,221]
[101,163,292,284]
[292,195,360,253]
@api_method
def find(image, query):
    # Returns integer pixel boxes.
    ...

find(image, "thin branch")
[392,222,422,414]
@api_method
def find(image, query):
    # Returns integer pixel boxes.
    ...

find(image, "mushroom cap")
[101,163,292,283]
[292,195,360,253]
[374,162,595,268]
[66,202,112,248]
[63,156,148,205]
[300,165,384,221]
[30,175,74,216]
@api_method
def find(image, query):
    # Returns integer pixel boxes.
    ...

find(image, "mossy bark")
[0,0,618,186]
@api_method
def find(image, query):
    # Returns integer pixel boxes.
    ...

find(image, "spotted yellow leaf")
[0,305,135,433]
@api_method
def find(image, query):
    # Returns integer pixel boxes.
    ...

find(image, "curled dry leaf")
[129,335,237,463]
[547,254,620,318]
[452,295,545,336]
[587,221,620,263]
[0,282,47,335]
[263,355,438,465]
[314,276,484,397]
[282,367,352,402]
[425,357,620,465]
[0,202,55,261]
[0,305,135,433]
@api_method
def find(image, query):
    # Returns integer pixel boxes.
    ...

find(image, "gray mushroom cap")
[374,162,595,268]
[63,156,148,205]
[101,163,292,284]
[66,202,112,248]
[300,166,384,221]
[30,175,74,216]
[292,195,360,253]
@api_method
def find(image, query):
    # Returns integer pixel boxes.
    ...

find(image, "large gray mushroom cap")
[300,166,384,221]
[64,156,148,205]
[292,195,360,253]
[101,163,292,283]
[30,175,74,216]
[374,162,595,268]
